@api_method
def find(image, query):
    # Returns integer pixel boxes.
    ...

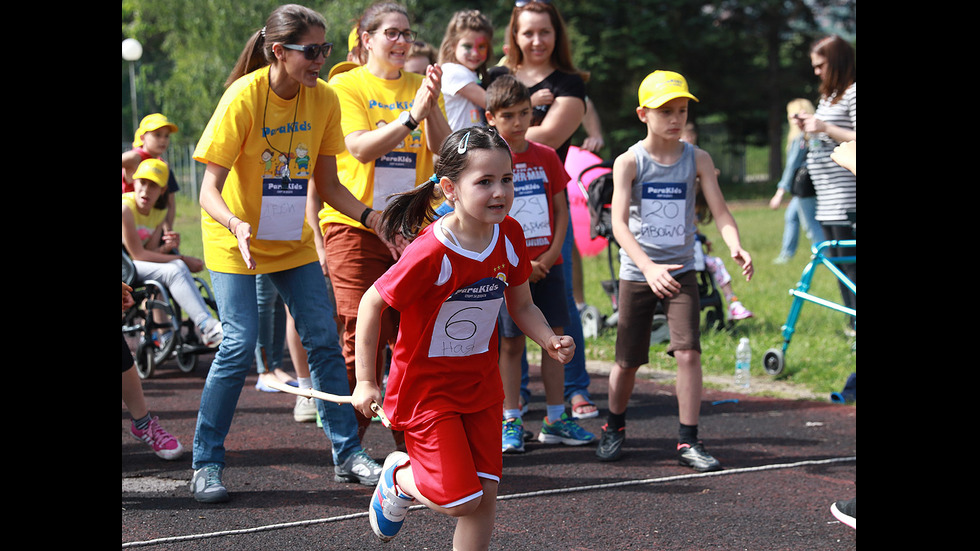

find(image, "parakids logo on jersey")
[368,99,413,111]
[262,121,312,138]
[643,182,686,200]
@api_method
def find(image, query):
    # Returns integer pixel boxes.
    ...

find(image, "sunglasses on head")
[283,42,333,60]
[515,0,552,6]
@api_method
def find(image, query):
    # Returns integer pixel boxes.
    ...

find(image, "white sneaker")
[294,396,317,423]
[202,319,223,347]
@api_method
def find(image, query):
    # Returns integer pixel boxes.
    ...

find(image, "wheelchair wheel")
[134,337,157,379]
[763,348,785,376]
[175,321,200,373]
[143,299,179,367]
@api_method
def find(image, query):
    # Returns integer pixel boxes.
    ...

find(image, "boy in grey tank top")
[597,71,754,471]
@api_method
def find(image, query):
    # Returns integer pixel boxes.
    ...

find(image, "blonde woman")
[769,98,825,263]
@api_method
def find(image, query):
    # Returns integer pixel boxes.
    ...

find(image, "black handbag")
[791,165,815,198]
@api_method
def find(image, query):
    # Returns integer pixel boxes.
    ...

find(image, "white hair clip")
[457,131,471,154]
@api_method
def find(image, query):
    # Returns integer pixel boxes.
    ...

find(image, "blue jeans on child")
[520,218,591,405]
[192,262,361,469]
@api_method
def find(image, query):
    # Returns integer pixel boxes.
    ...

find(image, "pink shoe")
[131,416,184,460]
[728,301,754,320]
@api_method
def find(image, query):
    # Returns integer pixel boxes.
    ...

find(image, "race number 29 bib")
[428,276,506,358]
[511,177,551,241]
[258,177,308,241]
[640,182,687,247]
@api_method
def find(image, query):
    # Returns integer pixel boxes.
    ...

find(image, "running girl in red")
[352,126,575,549]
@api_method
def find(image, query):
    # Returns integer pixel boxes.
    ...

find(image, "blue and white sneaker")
[538,412,595,445]
[502,417,526,453]
[369,451,414,542]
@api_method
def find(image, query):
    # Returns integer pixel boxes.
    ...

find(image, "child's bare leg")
[122,367,148,419]
[674,349,702,426]
[393,466,496,549]
[452,478,497,551]
[540,327,565,414]
[607,363,638,415]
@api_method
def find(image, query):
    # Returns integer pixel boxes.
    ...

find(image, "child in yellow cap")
[122,158,222,348]
[122,113,180,231]
[597,70,753,470]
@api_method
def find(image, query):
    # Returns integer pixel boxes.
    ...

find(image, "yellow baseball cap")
[132,158,169,189]
[328,61,359,82]
[133,113,179,147]
[638,71,698,108]
[348,26,360,53]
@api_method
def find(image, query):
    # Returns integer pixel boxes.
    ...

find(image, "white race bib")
[639,182,687,247]
[428,276,506,358]
[257,177,307,241]
[373,152,417,211]
[511,177,551,240]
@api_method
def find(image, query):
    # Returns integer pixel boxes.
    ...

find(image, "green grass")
[172,192,855,398]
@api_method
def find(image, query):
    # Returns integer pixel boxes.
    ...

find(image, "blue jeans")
[193,262,361,469]
[779,196,825,258]
[521,217,591,405]
[254,274,286,374]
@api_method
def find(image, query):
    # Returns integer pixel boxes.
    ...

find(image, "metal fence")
[123,142,202,199]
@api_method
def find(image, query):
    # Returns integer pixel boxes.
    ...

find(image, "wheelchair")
[122,248,220,379]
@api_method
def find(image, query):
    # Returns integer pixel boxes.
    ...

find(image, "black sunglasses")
[283,42,333,60]
[515,0,552,6]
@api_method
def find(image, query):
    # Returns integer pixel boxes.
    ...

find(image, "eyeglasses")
[515,0,552,7]
[283,42,333,60]
[375,28,418,42]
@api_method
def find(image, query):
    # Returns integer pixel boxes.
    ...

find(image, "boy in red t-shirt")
[485,74,595,452]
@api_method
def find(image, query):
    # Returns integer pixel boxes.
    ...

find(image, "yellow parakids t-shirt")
[319,66,445,232]
[194,67,345,274]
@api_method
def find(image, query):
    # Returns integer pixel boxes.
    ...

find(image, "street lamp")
[122,38,143,138]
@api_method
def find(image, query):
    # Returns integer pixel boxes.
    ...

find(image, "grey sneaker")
[293,396,317,423]
[191,465,229,503]
[334,450,382,486]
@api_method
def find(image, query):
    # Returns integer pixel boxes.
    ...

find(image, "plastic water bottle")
[735,338,751,389]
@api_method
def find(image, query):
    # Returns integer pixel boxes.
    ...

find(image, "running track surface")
[122,358,856,550]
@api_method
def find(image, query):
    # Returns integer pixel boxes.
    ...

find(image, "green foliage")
[124,0,853,166]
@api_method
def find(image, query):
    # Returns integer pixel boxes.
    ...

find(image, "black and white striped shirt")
[806,83,856,222]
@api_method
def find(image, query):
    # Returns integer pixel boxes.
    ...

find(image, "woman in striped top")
[795,34,856,332]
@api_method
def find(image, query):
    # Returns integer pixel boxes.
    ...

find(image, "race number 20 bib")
[640,182,687,247]
[428,276,506,358]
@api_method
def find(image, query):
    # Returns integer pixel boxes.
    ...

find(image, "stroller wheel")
[763,348,784,376]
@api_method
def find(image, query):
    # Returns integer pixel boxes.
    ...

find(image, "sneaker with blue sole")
[538,412,595,445]
[369,451,415,542]
[502,417,526,453]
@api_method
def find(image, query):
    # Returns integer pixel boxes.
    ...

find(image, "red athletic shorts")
[403,405,502,507]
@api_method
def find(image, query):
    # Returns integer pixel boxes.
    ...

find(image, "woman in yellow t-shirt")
[190,4,383,504]
[318,1,450,445]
